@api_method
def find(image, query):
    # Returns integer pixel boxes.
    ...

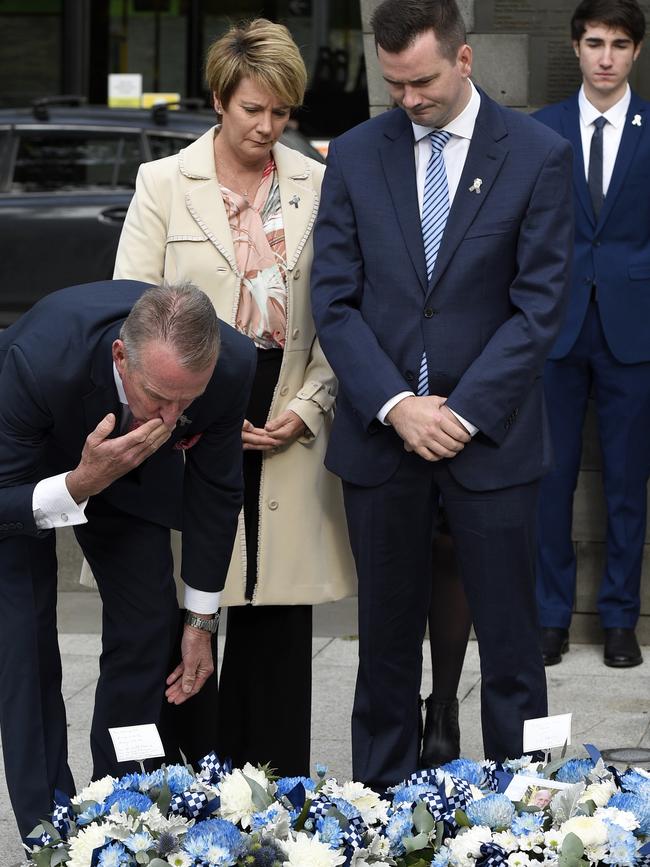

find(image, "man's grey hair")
[119,281,220,371]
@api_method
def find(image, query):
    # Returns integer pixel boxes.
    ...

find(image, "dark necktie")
[588,116,607,219]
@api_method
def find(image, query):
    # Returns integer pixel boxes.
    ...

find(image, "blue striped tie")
[418,130,451,396]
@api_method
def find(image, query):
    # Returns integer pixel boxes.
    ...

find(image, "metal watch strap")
[184,610,220,634]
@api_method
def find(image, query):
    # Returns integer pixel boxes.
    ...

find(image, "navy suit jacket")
[0,280,256,592]
[534,90,650,364]
[311,90,573,490]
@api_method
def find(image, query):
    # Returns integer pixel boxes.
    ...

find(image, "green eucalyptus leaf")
[558,831,585,867]
[135,852,149,864]
[403,830,429,853]
[434,820,445,849]
[31,849,53,867]
[242,773,273,812]
[455,808,471,827]
[50,849,70,867]
[413,800,435,834]
[156,778,172,817]
[293,798,312,831]
[147,860,170,867]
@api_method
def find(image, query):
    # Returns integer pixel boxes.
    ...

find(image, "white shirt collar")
[579,83,631,130]
[412,79,481,143]
[113,362,128,405]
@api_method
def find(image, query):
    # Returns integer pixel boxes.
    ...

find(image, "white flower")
[493,830,519,852]
[140,804,191,834]
[518,830,544,851]
[218,762,270,828]
[71,775,116,805]
[167,854,193,867]
[326,781,389,824]
[447,825,493,867]
[595,805,639,831]
[66,824,108,867]
[578,779,617,807]
[560,815,608,849]
[507,853,532,866]
[282,831,346,866]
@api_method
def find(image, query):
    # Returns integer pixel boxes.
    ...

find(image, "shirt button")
[268,500,279,510]
[280,386,289,396]
[293,269,302,280]
[61,513,69,522]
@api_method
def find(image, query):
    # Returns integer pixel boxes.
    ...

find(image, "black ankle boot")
[420,696,460,768]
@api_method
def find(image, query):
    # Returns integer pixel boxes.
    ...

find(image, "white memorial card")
[109,723,165,763]
[505,773,575,802]
[523,712,572,752]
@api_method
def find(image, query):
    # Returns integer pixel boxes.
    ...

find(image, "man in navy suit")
[534,0,650,669]
[0,280,255,837]
[311,0,573,790]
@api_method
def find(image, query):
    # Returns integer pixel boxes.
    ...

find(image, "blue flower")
[555,758,594,784]
[385,808,413,855]
[165,764,196,795]
[137,769,165,791]
[247,840,286,866]
[609,792,650,834]
[432,846,452,866]
[124,830,154,853]
[601,821,637,866]
[97,842,130,867]
[392,783,437,805]
[103,789,153,813]
[182,817,248,863]
[465,794,515,830]
[250,803,282,831]
[440,759,484,786]
[315,764,328,779]
[316,815,344,849]
[511,811,545,835]
[276,776,316,798]
[114,772,146,792]
[76,801,107,825]
[330,797,361,820]
[621,770,650,796]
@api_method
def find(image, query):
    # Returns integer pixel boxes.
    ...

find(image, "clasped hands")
[241,409,306,451]
[387,395,471,461]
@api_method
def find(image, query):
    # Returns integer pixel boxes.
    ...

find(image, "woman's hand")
[241,410,307,451]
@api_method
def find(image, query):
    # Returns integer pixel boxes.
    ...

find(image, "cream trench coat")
[112,127,356,606]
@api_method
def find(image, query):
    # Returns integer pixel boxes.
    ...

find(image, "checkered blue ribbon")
[198,751,230,782]
[307,795,335,822]
[477,842,508,866]
[636,856,650,867]
[170,788,210,819]
[342,825,364,851]
[402,768,440,786]
[446,775,473,810]
[51,803,74,839]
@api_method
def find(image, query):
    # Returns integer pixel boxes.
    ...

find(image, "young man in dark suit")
[0,280,255,838]
[534,0,650,669]
[311,0,573,791]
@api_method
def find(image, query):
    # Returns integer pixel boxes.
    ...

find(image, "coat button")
[268,500,279,510]
[292,328,300,339]
[280,386,289,396]
[293,269,302,280]
[424,308,438,318]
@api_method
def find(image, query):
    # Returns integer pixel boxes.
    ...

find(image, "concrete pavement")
[2,592,649,864]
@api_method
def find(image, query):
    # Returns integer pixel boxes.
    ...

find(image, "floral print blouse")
[219,158,287,350]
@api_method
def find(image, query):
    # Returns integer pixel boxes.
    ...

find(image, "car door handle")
[99,206,129,225]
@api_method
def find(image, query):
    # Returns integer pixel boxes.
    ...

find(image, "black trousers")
[344,455,547,791]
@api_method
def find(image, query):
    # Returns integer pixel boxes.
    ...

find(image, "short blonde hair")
[205,19,307,110]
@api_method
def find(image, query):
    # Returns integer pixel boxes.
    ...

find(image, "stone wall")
[359,0,650,642]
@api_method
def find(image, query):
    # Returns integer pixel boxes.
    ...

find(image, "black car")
[0,98,324,327]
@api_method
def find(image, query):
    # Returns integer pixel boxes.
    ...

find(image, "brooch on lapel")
[174,432,203,451]
[632,114,642,127]
[468,177,483,194]
[289,195,300,208]
[177,414,192,428]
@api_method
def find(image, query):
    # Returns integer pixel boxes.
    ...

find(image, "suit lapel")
[379,114,428,292]
[84,324,122,437]
[598,95,646,229]
[273,144,318,270]
[561,95,595,226]
[427,93,508,297]
[180,127,239,273]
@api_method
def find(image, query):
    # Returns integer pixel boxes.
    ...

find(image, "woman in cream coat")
[113,20,355,775]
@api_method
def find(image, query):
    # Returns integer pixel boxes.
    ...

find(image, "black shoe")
[541,627,569,666]
[420,696,460,769]
[604,628,643,668]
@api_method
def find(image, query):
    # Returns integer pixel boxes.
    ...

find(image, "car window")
[147,133,197,161]
[11,129,144,193]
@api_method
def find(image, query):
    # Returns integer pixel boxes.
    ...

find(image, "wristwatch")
[184,610,220,634]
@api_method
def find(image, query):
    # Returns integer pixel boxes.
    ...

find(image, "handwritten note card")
[109,723,165,763]
[523,712,572,752]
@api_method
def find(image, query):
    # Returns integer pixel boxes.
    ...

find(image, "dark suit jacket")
[534,90,650,364]
[0,279,256,592]
[311,89,573,490]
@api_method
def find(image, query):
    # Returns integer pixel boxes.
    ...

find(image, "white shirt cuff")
[183,584,220,616]
[32,473,88,530]
[448,409,479,437]
[377,392,414,425]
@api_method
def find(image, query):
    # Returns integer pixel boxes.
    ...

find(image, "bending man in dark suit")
[311,0,573,790]
[535,0,650,669]
[0,280,255,838]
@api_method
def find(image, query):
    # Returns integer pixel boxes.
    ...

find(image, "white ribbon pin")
[469,178,483,194]
[632,114,642,126]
